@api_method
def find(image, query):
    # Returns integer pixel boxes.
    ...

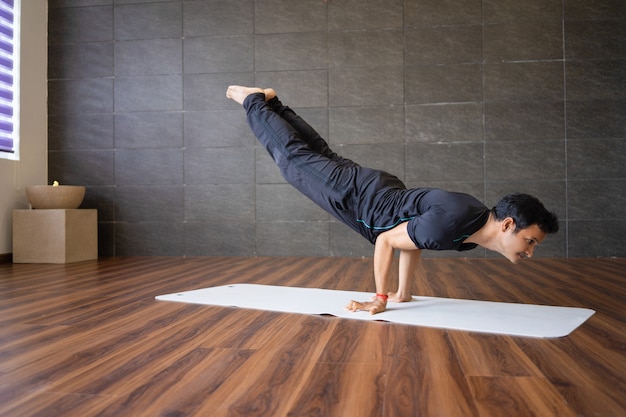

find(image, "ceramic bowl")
[25,185,86,209]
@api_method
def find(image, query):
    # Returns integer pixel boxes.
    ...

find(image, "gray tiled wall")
[47,0,626,258]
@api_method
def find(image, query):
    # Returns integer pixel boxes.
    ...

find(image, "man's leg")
[228,86,358,218]
[228,85,354,167]
[264,95,344,163]
[244,93,336,178]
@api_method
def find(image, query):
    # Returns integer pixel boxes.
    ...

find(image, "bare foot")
[263,88,276,101]
[226,85,264,105]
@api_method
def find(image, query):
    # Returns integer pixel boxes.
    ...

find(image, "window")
[0,0,19,161]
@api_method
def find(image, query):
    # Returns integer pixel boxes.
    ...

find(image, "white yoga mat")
[156,284,594,338]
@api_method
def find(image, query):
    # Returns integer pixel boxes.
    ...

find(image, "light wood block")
[12,209,97,263]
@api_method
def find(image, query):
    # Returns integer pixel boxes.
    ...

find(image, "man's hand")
[369,292,413,303]
[345,297,387,315]
[387,292,413,303]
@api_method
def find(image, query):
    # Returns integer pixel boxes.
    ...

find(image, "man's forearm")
[345,224,415,314]
[397,249,421,298]
[373,234,395,295]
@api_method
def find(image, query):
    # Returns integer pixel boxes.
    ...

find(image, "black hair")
[491,193,559,234]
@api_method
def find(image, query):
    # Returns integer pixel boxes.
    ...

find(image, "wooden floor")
[0,257,624,417]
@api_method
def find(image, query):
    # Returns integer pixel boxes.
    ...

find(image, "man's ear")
[501,217,516,232]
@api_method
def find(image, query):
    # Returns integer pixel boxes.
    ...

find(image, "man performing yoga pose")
[227,85,559,315]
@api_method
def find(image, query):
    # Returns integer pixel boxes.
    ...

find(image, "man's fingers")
[345,300,365,311]
[345,299,386,315]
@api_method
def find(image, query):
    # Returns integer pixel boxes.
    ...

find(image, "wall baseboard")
[0,253,12,263]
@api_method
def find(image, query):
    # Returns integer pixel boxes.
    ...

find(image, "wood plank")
[97,348,255,417]
[317,320,389,364]
[46,308,236,396]
[196,308,290,349]
[467,376,578,417]
[0,390,120,417]
[384,325,480,417]
[287,362,385,417]
[516,334,626,417]
[0,257,623,417]
[191,315,338,417]
[448,332,543,377]
[284,320,389,416]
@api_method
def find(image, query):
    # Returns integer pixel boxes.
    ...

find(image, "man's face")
[500,220,547,264]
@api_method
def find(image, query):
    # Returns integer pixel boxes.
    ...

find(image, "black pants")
[243,92,387,240]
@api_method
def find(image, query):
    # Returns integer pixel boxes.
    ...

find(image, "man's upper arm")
[379,222,419,250]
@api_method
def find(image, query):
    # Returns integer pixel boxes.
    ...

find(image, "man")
[226,85,559,315]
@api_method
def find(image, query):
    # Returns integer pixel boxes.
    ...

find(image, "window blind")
[0,0,17,156]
